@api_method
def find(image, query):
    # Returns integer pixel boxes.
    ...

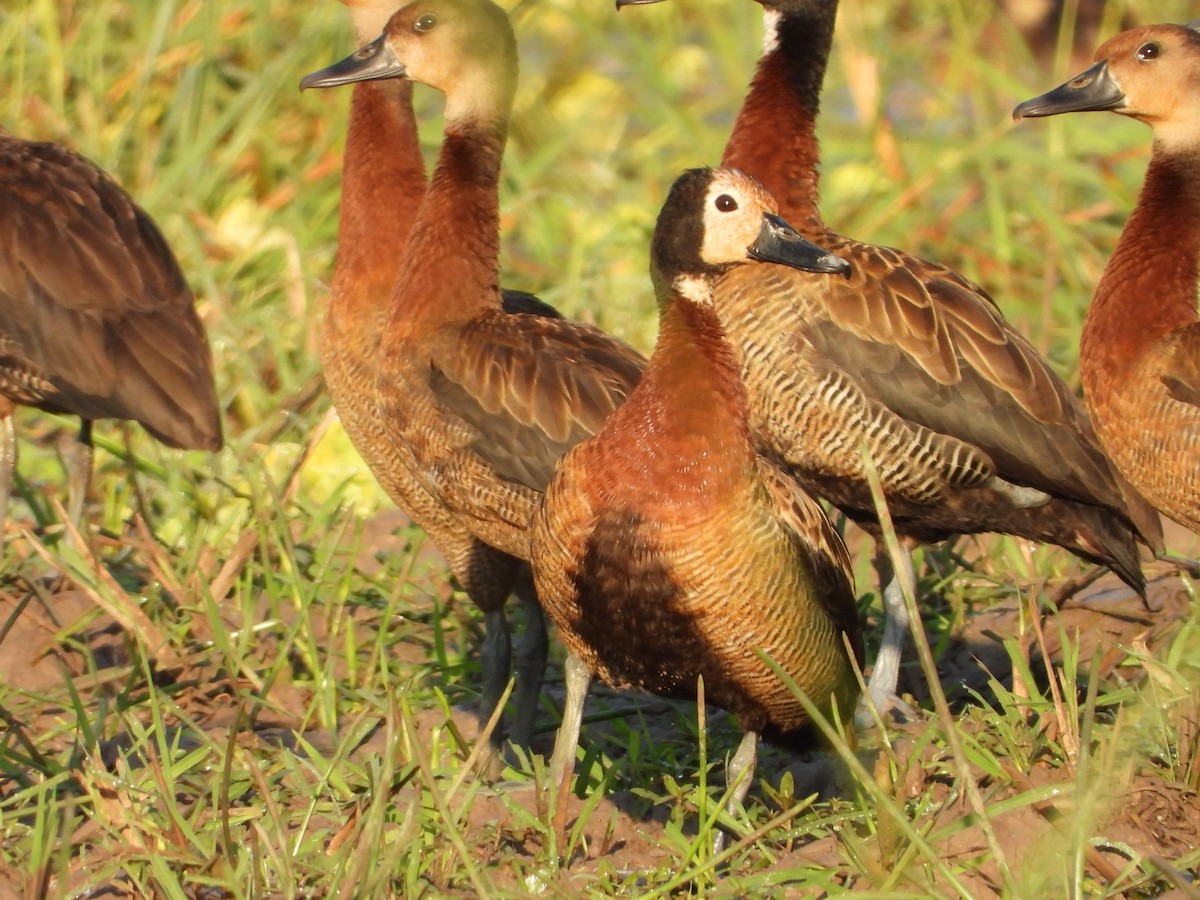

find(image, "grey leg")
[548,652,591,845]
[479,607,513,748]
[508,569,548,749]
[713,729,758,855]
[862,540,916,722]
[63,419,94,536]
[1155,550,1200,578]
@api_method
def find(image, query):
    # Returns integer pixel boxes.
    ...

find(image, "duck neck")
[617,296,754,495]
[721,1,835,232]
[330,80,427,325]
[1084,147,1200,381]
[397,112,508,324]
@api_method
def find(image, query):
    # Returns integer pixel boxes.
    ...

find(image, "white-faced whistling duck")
[618,0,1163,719]
[532,166,859,851]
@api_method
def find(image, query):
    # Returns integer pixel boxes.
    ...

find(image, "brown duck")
[620,0,1163,716]
[1015,22,1200,536]
[533,166,859,847]
[302,0,646,746]
[0,134,222,534]
[307,0,568,748]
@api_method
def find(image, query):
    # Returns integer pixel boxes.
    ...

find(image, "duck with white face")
[648,168,851,306]
[614,0,1165,724]
[533,166,857,854]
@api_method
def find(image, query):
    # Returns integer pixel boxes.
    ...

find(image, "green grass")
[2,0,1200,896]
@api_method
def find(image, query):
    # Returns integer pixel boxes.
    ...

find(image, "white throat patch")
[674,273,715,306]
[761,8,782,57]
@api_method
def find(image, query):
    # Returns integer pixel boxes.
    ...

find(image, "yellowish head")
[1014,23,1200,152]
[305,0,517,125]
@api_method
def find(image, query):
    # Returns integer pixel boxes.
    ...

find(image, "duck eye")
[415,12,438,32]
[715,194,738,212]
[1136,41,1160,61]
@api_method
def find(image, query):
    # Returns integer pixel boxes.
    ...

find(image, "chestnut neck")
[721,2,836,232]
[331,80,427,316]
[394,116,506,325]
[601,295,754,498]
[1084,147,1200,379]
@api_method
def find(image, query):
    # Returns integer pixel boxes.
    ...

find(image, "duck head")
[303,0,516,122]
[651,168,849,305]
[1014,22,1200,149]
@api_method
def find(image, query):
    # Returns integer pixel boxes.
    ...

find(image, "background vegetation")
[1,0,1198,896]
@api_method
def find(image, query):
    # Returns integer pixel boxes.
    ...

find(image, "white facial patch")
[700,173,775,267]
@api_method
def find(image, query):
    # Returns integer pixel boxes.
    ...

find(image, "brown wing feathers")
[0,138,221,451]
[744,241,1161,571]
[425,310,645,548]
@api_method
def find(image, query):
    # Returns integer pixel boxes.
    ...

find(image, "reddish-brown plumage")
[720,8,825,231]
[364,81,643,553]
[329,79,425,322]
[386,127,502,331]
[1016,23,1200,534]
[1084,155,1200,413]
[719,0,1157,574]
[534,169,859,841]
[319,8,557,619]
[304,0,645,744]
[545,293,851,731]
[0,134,222,527]
[570,298,755,510]
[623,0,1162,713]
[317,18,518,626]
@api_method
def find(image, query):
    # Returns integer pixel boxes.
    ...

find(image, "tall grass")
[1,0,1198,895]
